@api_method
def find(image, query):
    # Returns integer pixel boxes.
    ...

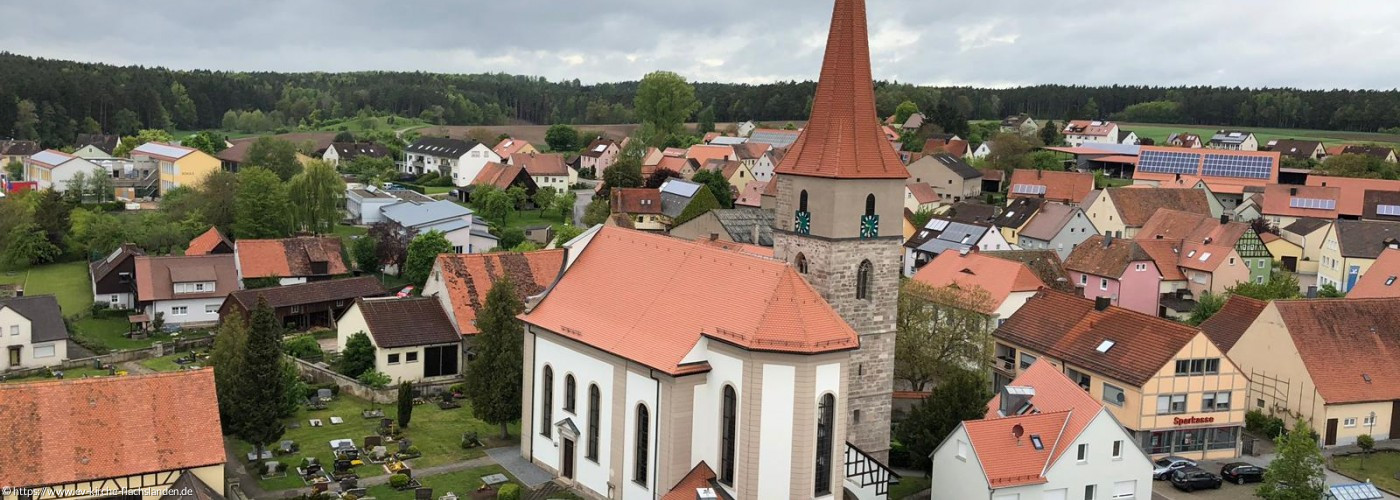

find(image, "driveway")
[572,180,598,226]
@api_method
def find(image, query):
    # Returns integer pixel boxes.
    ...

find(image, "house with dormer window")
[402,137,500,186]
[133,254,239,328]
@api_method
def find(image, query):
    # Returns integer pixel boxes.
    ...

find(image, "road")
[572,180,598,226]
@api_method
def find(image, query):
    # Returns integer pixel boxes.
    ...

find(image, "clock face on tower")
[860,214,879,239]
[795,210,811,235]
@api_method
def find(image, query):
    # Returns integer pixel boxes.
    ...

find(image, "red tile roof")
[685,145,736,167]
[512,153,568,177]
[1136,209,1246,247]
[911,251,1043,314]
[995,289,1206,386]
[906,182,939,204]
[610,188,662,214]
[1007,169,1094,204]
[975,360,1105,487]
[1063,235,1155,279]
[1134,239,1187,281]
[1272,298,1400,404]
[236,237,347,279]
[1348,249,1400,299]
[1104,187,1212,227]
[1063,120,1117,137]
[186,226,233,256]
[432,250,565,335]
[735,181,767,207]
[472,161,528,190]
[522,226,859,375]
[1197,295,1268,352]
[492,138,533,158]
[963,411,1068,487]
[1261,184,1341,219]
[0,370,224,486]
[1306,175,1400,217]
[662,462,717,500]
[773,0,907,180]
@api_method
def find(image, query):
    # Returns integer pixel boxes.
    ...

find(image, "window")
[1084,484,1096,500]
[799,190,809,212]
[1080,274,1088,286]
[1174,358,1220,376]
[110,294,119,304]
[452,246,463,254]
[586,385,600,461]
[388,353,400,364]
[1229,257,1236,266]
[1065,368,1091,390]
[815,394,835,496]
[856,260,873,300]
[865,194,876,216]
[1076,443,1088,462]
[33,344,55,358]
[1157,394,1187,415]
[1135,263,1147,272]
[195,283,205,291]
[206,304,218,314]
[406,352,418,363]
[1102,383,1126,407]
[634,404,649,486]
[564,375,576,413]
[720,385,737,485]
[1364,415,1376,427]
[1111,480,1135,499]
[795,253,808,274]
[171,306,188,315]
[541,366,554,438]
[1344,418,1357,428]
[1019,352,1037,369]
[1203,392,1230,411]
[956,440,969,460]
[1099,278,1109,290]
[9,325,16,336]
[1112,440,1123,459]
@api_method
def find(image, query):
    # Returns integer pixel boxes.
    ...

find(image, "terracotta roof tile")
[1307,176,1400,217]
[225,276,386,311]
[354,297,459,348]
[1261,184,1341,219]
[1008,170,1094,204]
[0,370,223,487]
[1136,209,1246,248]
[911,251,1044,314]
[1197,295,1267,352]
[135,255,239,302]
[1348,249,1400,299]
[610,188,663,215]
[522,226,858,375]
[735,181,767,207]
[432,250,565,335]
[982,250,1075,292]
[906,182,939,204]
[773,0,908,180]
[185,226,232,256]
[1105,187,1211,227]
[1063,235,1154,279]
[1273,298,1400,403]
[662,462,718,500]
[976,360,1104,485]
[685,145,736,167]
[512,153,568,177]
[236,237,347,279]
[492,138,533,158]
[472,161,529,190]
[1134,239,1187,281]
[963,411,1068,487]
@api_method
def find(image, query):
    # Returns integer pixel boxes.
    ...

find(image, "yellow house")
[720,160,755,198]
[1226,298,1400,446]
[994,197,1042,243]
[1084,187,1212,239]
[1279,218,1330,275]
[1260,232,1302,273]
[1317,219,1400,293]
[0,369,226,500]
[132,142,220,194]
[993,289,1248,460]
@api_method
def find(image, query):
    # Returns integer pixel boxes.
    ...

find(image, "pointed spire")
[774,0,907,180]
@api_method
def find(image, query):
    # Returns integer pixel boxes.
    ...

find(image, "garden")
[1331,449,1400,495]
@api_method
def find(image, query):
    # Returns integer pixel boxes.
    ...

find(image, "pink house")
[1063,234,1163,316]
[579,138,620,175]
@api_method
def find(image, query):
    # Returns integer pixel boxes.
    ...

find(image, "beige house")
[1083,187,1212,239]
[1227,298,1400,446]
[0,295,69,371]
[994,289,1248,460]
[336,297,462,384]
[1280,218,1331,275]
[904,152,982,202]
[1317,220,1400,293]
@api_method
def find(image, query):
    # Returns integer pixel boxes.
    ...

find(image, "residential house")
[922,137,971,159]
[1083,187,1212,238]
[609,188,666,231]
[938,200,1002,225]
[1233,191,1264,222]
[734,142,776,182]
[686,144,737,169]
[736,120,757,137]
[221,276,386,331]
[1318,220,1400,292]
[234,237,348,286]
[0,370,225,498]
[905,152,981,202]
[701,159,754,198]
[747,128,800,148]
[1061,120,1120,147]
[1307,175,1400,218]
[1261,184,1341,230]
[993,289,1248,460]
[1166,133,1204,149]
[133,254,240,328]
[1363,190,1400,223]
[514,153,575,191]
[73,133,119,157]
[1007,169,1094,205]
[645,155,699,180]
[322,141,389,167]
[1017,202,1099,259]
[995,197,1045,243]
[579,137,621,175]
[336,297,462,383]
[422,250,566,338]
[1118,129,1140,145]
[735,180,766,208]
[24,150,100,192]
[1207,130,1258,151]
[215,139,316,173]
[0,139,40,166]
[931,360,1153,500]
[1332,145,1398,163]
[1264,139,1326,161]
[970,141,992,159]
[904,182,940,213]
[1136,209,1274,287]
[471,161,539,198]
[1280,218,1332,276]
[668,207,775,247]
[381,199,498,255]
[1133,147,1281,212]
[186,226,233,256]
[984,250,1077,293]
[911,250,1046,326]
[999,114,1038,135]
[0,295,68,370]
[899,112,925,130]
[1260,231,1303,273]
[1064,235,1162,316]
[1227,298,1400,446]
[1347,249,1400,298]
[89,244,145,310]
[132,142,221,194]
[903,217,1011,276]
[402,137,500,186]
[492,137,538,159]
[1197,295,1269,355]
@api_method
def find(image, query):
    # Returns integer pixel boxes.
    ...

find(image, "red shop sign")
[1173,416,1215,426]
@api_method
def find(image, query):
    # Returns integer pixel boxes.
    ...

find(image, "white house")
[402,137,500,187]
[737,120,757,137]
[1208,130,1259,151]
[24,150,100,192]
[972,141,993,159]
[336,297,462,384]
[512,153,575,191]
[1061,120,1120,147]
[133,254,239,328]
[322,142,388,168]
[903,217,1013,276]
[930,360,1154,500]
[0,295,69,371]
[381,200,498,255]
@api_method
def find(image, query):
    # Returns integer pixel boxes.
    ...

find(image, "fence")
[1,336,215,380]
[287,355,465,404]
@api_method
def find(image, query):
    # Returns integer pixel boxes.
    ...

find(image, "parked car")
[1220,462,1266,484]
[1153,456,1197,480]
[1170,467,1223,492]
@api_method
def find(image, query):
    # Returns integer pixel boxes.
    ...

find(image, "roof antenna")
[1012,423,1024,446]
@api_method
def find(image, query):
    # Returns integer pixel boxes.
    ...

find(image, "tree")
[1228,270,1300,300]
[544,124,580,152]
[893,101,920,125]
[582,198,610,226]
[1317,283,1345,298]
[552,191,577,223]
[287,160,344,234]
[495,228,525,250]
[351,236,379,273]
[465,274,525,439]
[1258,420,1325,500]
[634,71,700,140]
[1317,153,1397,180]
[211,313,249,433]
[87,167,114,203]
[246,137,303,181]
[170,81,198,129]
[506,186,528,209]
[183,131,227,155]
[1,222,60,268]
[64,170,88,201]
[1027,151,1065,171]
[31,189,72,250]
[1357,433,1375,470]
[344,155,397,183]
[5,160,22,181]
[369,221,414,273]
[690,168,734,209]
[985,133,1038,172]
[1187,291,1226,326]
[396,381,415,428]
[1039,120,1062,146]
[404,230,452,285]
[233,167,291,239]
[472,186,516,224]
[356,370,391,409]
[12,99,39,140]
[532,187,558,216]
[231,298,289,472]
[697,105,716,135]
[896,280,995,392]
[909,208,936,229]
[894,369,991,470]
[113,129,175,157]
[1079,98,1101,120]
[645,167,680,189]
[602,157,643,190]
[553,224,584,245]
[333,131,356,143]
[338,332,376,378]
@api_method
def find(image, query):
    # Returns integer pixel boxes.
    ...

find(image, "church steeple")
[774,0,907,180]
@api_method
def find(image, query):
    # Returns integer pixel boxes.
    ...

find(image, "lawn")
[0,261,93,317]
[889,476,931,499]
[493,209,573,238]
[72,317,155,350]
[1332,450,1400,494]
[231,392,521,490]
[1121,122,1400,148]
[139,353,192,373]
[2,365,120,384]
[363,465,524,499]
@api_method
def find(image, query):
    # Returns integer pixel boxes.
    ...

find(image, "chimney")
[709,233,719,241]
[999,386,1035,416]
[1220,214,1230,225]
[1102,235,1113,248]
[1037,169,1043,179]
[1095,296,1112,311]
[751,223,760,245]
[1290,187,1298,196]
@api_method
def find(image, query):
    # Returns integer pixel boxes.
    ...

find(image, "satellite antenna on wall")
[1012,423,1025,446]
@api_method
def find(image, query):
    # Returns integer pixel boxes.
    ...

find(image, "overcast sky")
[4,0,1400,89]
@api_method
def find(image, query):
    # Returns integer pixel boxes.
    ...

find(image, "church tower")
[772,0,908,461]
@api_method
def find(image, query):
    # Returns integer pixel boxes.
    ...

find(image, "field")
[1120,122,1400,148]
[175,116,432,142]
[414,121,805,151]
[0,261,94,317]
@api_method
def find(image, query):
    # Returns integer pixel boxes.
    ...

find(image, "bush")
[448,383,465,394]
[276,462,289,473]
[305,382,339,399]
[1358,433,1375,452]
[497,484,521,500]
[388,473,410,489]
[404,445,420,456]
[1246,410,1286,438]
[283,335,324,361]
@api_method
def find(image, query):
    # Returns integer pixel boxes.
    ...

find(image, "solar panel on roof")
[1011,184,1047,195]
[659,180,702,198]
[134,143,192,160]
[1378,204,1400,216]
[1202,154,1273,180]
[1138,150,1201,175]
[1289,197,1337,211]
[926,219,951,231]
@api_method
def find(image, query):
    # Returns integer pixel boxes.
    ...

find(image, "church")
[517,0,907,498]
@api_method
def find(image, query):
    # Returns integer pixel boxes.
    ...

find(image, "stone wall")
[288,356,463,404]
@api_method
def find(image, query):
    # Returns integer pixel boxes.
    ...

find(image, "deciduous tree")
[645,168,679,189]
[1228,270,1300,300]
[545,124,580,152]
[894,369,991,470]
[338,331,376,379]
[404,230,452,286]
[1258,421,1325,500]
[233,167,291,239]
[634,71,700,141]
[895,280,994,392]
[287,160,344,235]
[893,100,919,125]
[582,198,610,227]
[246,137,303,181]
[1187,292,1226,326]
[113,129,174,157]
[183,131,227,155]
[369,221,414,273]
[532,187,557,216]
[87,167,114,203]
[351,236,379,273]
[465,274,524,439]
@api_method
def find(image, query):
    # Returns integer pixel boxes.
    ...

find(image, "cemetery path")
[120,360,155,375]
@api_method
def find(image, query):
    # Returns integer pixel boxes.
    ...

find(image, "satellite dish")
[1116,392,1126,403]
[1012,424,1024,439]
